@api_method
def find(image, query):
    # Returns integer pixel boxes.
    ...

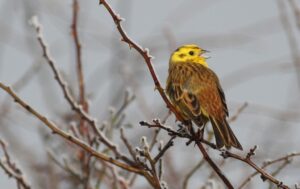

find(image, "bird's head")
[170,44,209,67]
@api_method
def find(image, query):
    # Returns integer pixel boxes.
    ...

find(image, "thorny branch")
[0,139,31,189]
[29,16,134,166]
[222,146,290,189]
[239,152,300,189]
[96,0,239,187]
[98,0,184,122]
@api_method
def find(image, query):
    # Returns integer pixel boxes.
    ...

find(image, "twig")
[222,146,289,189]
[182,159,206,189]
[277,0,300,89]
[71,0,85,109]
[239,152,300,189]
[97,0,231,187]
[0,82,147,175]
[196,142,234,189]
[149,111,171,151]
[71,2,92,187]
[228,102,248,123]
[120,128,136,161]
[0,139,31,189]
[141,140,162,189]
[71,0,89,136]
[153,136,175,163]
[0,82,167,189]
[47,150,83,181]
[29,16,133,166]
[98,0,184,122]
[140,120,216,149]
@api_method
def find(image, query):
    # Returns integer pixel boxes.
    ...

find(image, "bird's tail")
[209,117,243,150]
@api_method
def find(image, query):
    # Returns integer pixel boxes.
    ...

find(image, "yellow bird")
[166,44,242,150]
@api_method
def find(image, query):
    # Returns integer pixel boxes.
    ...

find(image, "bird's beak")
[200,49,210,59]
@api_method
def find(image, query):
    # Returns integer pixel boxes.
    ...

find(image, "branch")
[153,136,175,163]
[29,16,134,166]
[196,142,234,189]
[222,146,290,189]
[0,82,142,175]
[239,152,300,189]
[71,0,85,107]
[71,0,89,136]
[228,102,248,123]
[98,0,184,122]
[0,139,31,189]
[182,159,206,189]
[97,0,232,187]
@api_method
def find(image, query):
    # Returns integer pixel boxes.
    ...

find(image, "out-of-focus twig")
[228,102,248,123]
[288,0,300,31]
[98,0,184,122]
[153,136,175,163]
[29,16,134,166]
[0,139,31,189]
[182,159,206,189]
[149,111,171,151]
[222,146,289,189]
[0,82,144,174]
[277,0,300,89]
[71,0,89,135]
[239,152,300,189]
[140,119,217,149]
[71,2,91,188]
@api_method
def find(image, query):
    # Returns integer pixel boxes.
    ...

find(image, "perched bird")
[166,44,242,150]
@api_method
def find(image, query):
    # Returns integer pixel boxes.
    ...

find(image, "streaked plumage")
[166,44,242,150]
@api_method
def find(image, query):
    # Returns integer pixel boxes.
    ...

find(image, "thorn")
[246,145,258,159]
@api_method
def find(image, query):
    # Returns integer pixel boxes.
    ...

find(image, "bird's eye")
[189,51,194,56]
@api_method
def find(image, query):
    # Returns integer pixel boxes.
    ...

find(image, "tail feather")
[209,117,243,150]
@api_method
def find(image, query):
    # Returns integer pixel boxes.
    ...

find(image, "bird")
[166,44,243,150]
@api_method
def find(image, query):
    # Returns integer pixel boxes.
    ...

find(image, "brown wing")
[166,64,202,119]
[166,63,242,150]
[166,63,226,120]
[184,63,226,120]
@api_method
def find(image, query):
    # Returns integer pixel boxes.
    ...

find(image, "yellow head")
[169,44,209,67]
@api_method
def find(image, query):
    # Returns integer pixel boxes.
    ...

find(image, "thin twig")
[0,139,31,189]
[277,0,300,89]
[182,159,206,189]
[239,152,300,189]
[196,142,234,189]
[149,111,171,151]
[97,0,233,187]
[0,82,164,189]
[98,0,184,122]
[120,128,136,161]
[0,82,144,175]
[228,102,248,123]
[222,147,290,189]
[153,136,175,163]
[29,16,134,166]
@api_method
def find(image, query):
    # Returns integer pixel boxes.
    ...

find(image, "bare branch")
[222,147,290,189]
[0,139,31,189]
[0,82,142,174]
[239,152,300,188]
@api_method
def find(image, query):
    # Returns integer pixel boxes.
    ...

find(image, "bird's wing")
[166,63,228,119]
[186,65,228,119]
[167,81,202,117]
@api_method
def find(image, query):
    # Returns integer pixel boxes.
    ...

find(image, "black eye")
[189,51,194,56]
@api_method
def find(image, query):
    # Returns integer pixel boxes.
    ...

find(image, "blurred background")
[0,0,300,188]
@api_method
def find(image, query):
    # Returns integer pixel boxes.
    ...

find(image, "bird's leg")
[197,122,206,141]
[177,120,192,135]
[178,120,195,146]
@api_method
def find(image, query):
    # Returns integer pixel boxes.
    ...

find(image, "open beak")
[200,49,210,59]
